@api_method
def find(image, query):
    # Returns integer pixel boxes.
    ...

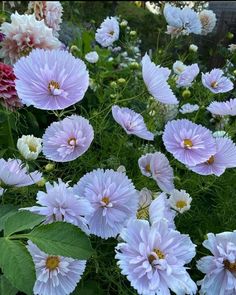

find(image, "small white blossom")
[228,44,236,53]
[179,103,199,114]
[189,44,198,52]
[173,60,186,75]
[199,10,217,35]
[117,165,126,173]
[169,189,192,214]
[17,135,42,160]
[85,51,99,63]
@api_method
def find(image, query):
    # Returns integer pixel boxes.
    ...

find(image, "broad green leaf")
[0,275,18,295]
[28,222,93,259]
[4,211,45,237]
[0,238,35,295]
[0,205,18,231]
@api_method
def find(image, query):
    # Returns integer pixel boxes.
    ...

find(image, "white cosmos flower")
[189,44,198,52]
[179,103,199,114]
[17,135,42,160]
[95,16,119,47]
[199,10,217,35]
[169,189,192,214]
[85,51,99,63]
[173,60,186,75]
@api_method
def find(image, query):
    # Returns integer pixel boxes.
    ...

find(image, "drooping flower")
[176,63,199,88]
[85,51,99,63]
[138,152,175,193]
[197,231,236,295]
[0,62,23,110]
[22,179,93,234]
[73,169,139,239]
[202,69,233,94]
[95,16,119,47]
[163,119,216,166]
[173,60,187,75]
[164,3,202,38]
[42,115,94,163]
[0,12,60,63]
[44,1,63,37]
[199,10,217,35]
[27,241,86,295]
[112,105,154,140]
[17,135,42,160]
[228,44,236,53]
[115,219,197,295]
[14,49,89,110]
[179,103,199,114]
[169,189,192,214]
[149,193,176,229]
[142,53,178,105]
[189,44,198,52]
[0,158,42,187]
[207,98,236,116]
[136,188,152,220]
[189,137,236,176]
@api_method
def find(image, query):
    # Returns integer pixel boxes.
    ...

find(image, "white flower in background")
[228,44,236,53]
[120,20,128,27]
[213,131,229,138]
[173,60,186,75]
[199,10,217,35]
[85,51,99,63]
[169,189,192,214]
[0,187,4,197]
[189,44,198,52]
[117,165,126,173]
[179,103,199,114]
[95,16,119,47]
[17,135,42,160]
[44,1,63,37]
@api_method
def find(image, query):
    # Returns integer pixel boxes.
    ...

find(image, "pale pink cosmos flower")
[189,137,236,176]
[95,16,119,47]
[176,64,199,88]
[42,115,94,162]
[202,69,233,94]
[142,53,178,105]
[207,98,236,116]
[112,105,154,141]
[44,1,63,37]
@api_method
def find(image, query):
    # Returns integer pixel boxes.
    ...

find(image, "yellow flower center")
[109,31,114,36]
[211,81,218,89]
[183,139,193,148]
[224,260,236,272]
[48,80,60,91]
[20,47,33,57]
[136,206,149,220]
[28,143,37,153]
[176,200,187,209]
[101,196,110,205]
[206,155,214,164]
[67,137,77,146]
[148,248,165,264]
[145,164,151,173]
[45,256,60,271]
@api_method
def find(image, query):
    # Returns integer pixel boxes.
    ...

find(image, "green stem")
[8,234,29,240]
[7,113,15,149]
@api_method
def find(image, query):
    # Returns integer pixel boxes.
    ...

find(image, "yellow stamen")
[101,196,110,205]
[136,207,149,220]
[206,155,214,165]
[48,80,60,91]
[28,143,37,153]
[20,47,32,57]
[45,256,60,271]
[176,200,187,209]
[145,164,151,173]
[211,81,218,89]
[183,139,193,148]
[224,260,236,272]
[67,137,76,146]
[148,248,165,264]
[109,31,114,36]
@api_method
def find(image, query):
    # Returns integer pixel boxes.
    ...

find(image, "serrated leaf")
[4,211,45,237]
[28,222,93,259]
[0,238,35,295]
[0,275,18,295]
[0,205,18,231]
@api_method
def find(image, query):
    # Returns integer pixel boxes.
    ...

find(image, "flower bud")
[182,89,191,99]
[45,163,55,172]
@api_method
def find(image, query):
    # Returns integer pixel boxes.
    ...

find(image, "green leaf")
[0,205,18,232]
[0,275,18,295]
[4,211,45,237]
[28,222,93,259]
[0,238,35,295]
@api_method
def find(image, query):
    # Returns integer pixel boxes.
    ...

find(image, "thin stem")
[8,234,29,240]
[7,113,15,149]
